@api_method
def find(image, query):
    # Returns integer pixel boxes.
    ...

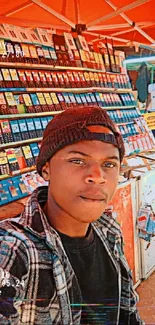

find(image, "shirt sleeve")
[0,233,28,324]
[119,235,145,325]
[127,271,145,325]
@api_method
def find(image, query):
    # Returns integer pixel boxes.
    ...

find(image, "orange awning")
[0,0,155,46]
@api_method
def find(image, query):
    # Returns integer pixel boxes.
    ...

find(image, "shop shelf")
[0,166,36,181]
[0,111,62,119]
[1,137,42,149]
[0,86,133,93]
[0,61,122,74]
[0,106,137,119]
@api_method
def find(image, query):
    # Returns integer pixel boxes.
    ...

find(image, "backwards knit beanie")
[37,105,125,176]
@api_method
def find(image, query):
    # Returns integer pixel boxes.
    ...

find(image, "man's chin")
[68,199,108,223]
[74,210,106,224]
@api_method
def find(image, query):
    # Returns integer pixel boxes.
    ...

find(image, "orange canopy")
[0,0,155,46]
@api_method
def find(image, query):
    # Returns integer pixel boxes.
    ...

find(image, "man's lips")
[80,196,105,202]
[79,189,108,202]
[79,192,107,201]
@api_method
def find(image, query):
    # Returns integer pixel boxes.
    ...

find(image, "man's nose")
[85,164,107,184]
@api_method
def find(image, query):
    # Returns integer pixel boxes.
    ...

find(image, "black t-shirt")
[58,226,119,325]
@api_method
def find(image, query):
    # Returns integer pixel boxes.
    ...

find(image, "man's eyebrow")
[105,156,120,161]
[67,151,119,161]
[67,150,91,157]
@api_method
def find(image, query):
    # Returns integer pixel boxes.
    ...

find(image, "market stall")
[0,0,155,287]
[0,0,155,47]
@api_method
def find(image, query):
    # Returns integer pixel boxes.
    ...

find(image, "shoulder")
[0,215,28,241]
[95,212,122,238]
[93,213,125,260]
[0,215,40,257]
[0,218,30,276]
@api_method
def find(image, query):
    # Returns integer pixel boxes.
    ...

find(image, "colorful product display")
[0,116,52,144]
[0,31,122,73]
[0,170,48,206]
[0,142,40,177]
[0,27,128,79]
[0,27,155,207]
[0,68,131,90]
[0,40,56,67]
[1,107,154,163]
[0,91,134,115]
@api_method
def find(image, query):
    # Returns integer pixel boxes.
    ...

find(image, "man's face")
[43,126,120,223]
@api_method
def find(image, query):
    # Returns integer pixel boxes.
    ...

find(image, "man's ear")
[42,162,50,181]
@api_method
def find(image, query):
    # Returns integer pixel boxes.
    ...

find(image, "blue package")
[33,118,43,138]
[18,119,29,140]
[30,93,40,106]
[40,117,48,130]
[30,143,40,158]
[10,120,22,142]
[0,180,12,205]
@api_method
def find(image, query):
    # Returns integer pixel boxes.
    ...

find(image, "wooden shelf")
[0,166,36,181]
[1,137,42,149]
[45,87,132,93]
[26,87,92,93]
[0,197,28,220]
[0,86,133,94]
[0,62,105,72]
[0,111,62,119]
[0,107,136,119]
[94,87,132,93]
[0,61,123,74]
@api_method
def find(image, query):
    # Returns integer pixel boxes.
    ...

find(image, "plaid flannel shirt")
[0,186,144,325]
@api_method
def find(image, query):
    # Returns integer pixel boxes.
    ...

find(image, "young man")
[0,106,144,325]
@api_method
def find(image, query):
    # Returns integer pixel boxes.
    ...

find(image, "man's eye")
[69,159,85,165]
[103,162,116,168]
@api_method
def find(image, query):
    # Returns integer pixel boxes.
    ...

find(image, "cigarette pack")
[0,119,13,143]
[22,145,35,167]
[26,118,37,139]
[10,120,22,142]
[18,119,30,140]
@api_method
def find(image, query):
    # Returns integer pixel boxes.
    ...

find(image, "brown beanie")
[37,105,125,176]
